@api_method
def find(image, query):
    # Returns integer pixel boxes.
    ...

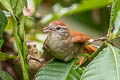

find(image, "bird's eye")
[56,26,61,30]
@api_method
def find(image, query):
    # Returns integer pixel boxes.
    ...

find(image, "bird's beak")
[43,26,53,33]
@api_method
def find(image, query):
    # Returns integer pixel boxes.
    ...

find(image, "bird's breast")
[45,33,83,61]
[46,33,71,51]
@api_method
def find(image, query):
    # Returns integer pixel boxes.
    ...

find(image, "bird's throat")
[49,31,70,40]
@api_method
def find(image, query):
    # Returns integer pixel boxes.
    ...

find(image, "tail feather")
[83,45,97,55]
[77,45,97,66]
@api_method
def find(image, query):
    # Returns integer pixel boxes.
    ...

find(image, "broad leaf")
[0,0,15,19]
[113,10,120,36]
[81,44,120,80]
[109,0,120,28]
[0,70,13,80]
[0,0,26,18]
[108,0,120,38]
[0,52,16,61]
[35,59,82,80]
[40,0,112,24]
[0,11,8,49]
[1,11,11,17]
[66,65,84,80]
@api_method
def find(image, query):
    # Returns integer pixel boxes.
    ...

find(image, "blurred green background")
[24,0,111,50]
[1,0,120,52]
[1,0,120,79]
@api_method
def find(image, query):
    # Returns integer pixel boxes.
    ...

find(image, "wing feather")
[71,30,89,42]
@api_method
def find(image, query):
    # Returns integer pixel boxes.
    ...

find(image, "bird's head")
[43,21,69,34]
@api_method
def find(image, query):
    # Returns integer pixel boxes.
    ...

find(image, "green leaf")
[14,0,24,17]
[0,0,27,18]
[1,11,11,17]
[109,0,120,29]
[40,0,112,24]
[11,0,29,78]
[33,0,42,6]
[80,44,120,80]
[11,17,29,80]
[108,0,120,39]
[0,0,29,80]
[11,15,28,80]
[66,65,84,80]
[0,10,8,49]
[0,70,13,80]
[0,52,16,61]
[0,0,16,19]
[112,10,120,36]
[33,0,42,12]
[35,59,82,80]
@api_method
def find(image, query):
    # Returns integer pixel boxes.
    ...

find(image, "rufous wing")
[71,30,89,43]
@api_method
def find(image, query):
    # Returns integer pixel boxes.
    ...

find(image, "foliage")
[108,0,120,39]
[33,0,42,14]
[0,0,120,80]
[35,0,120,80]
[40,0,112,24]
[81,44,120,80]
[0,70,13,80]
[0,11,8,48]
[0,52,16,61]
[0,0,28,80]
[35,59,83,80]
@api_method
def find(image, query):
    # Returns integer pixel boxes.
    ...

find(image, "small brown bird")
[40,21,96,63]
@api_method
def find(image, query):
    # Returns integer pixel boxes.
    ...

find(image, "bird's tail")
[83,45,97,55]
[77,45,97,66]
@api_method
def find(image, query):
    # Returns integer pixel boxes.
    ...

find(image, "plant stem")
[81,42,107,67]
[12,18,29,80]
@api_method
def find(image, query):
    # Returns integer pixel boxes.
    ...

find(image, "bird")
[39,21,96,63]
